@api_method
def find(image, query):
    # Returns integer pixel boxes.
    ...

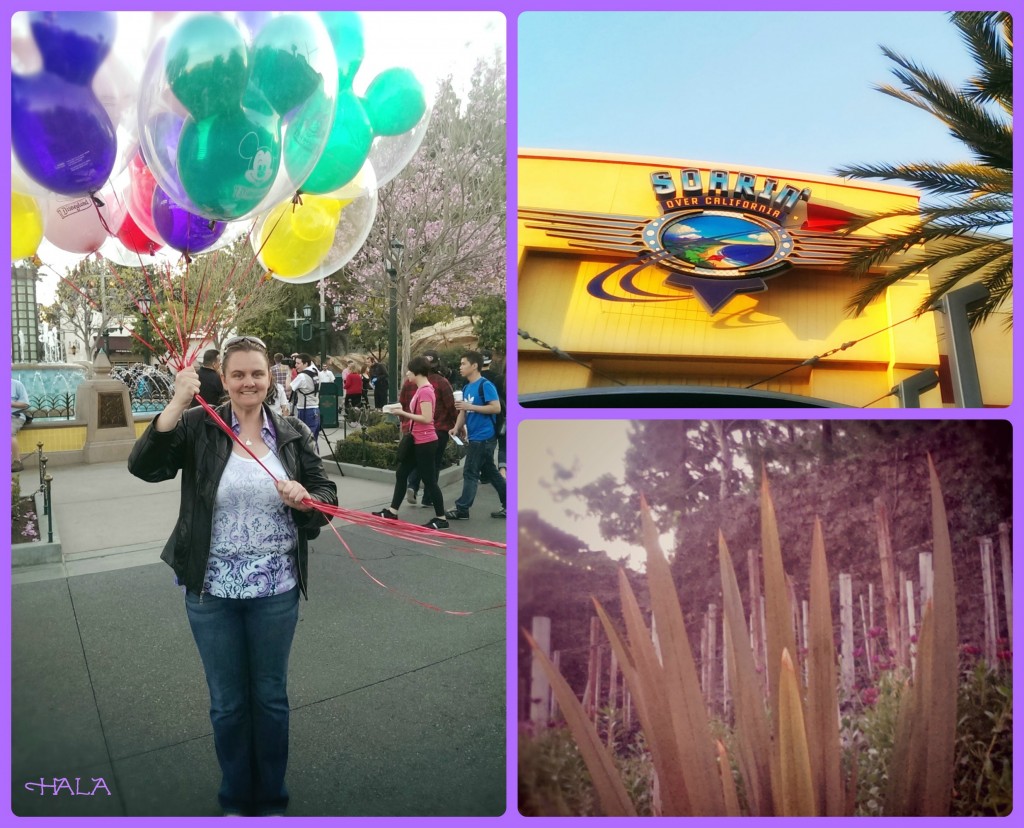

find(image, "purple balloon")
[11,73,116,195]
[29,11,116,85]
[152,186,227,254]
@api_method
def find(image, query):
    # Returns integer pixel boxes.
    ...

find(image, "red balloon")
[126,149,162,243]
[116,211,162,255]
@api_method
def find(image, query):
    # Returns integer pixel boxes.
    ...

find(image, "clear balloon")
[366,108,432,187]
[292,89,372,194]
[256,163,378,284]
[12,192,45,262]
[138,12,338,223]
[125,149,162,244]
[258,195,348,277]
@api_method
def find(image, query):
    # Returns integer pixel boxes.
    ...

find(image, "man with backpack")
[290,353,321,446]
[446,350,506,521]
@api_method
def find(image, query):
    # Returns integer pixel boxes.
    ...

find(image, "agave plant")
[525,458,958,815]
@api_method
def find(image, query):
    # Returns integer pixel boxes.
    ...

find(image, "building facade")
[518,150,1010,407]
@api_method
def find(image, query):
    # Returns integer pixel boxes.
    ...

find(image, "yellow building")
[518,150,1010,407]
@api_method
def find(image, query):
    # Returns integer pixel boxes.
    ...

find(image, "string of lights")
[517,328,628,386]
[744,311,924,390]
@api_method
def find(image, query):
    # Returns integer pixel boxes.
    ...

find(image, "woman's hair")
[221,335,270,372]
[407,356,431,377]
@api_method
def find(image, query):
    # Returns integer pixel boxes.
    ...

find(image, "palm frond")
[951,12,1013,111]
[831,161,1010,197]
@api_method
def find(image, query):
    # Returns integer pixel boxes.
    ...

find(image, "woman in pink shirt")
[372,356,448,529]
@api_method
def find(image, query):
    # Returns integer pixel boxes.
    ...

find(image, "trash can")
[319,380,339,428]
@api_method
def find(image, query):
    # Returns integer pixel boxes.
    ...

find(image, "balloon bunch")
[11,10,431,285]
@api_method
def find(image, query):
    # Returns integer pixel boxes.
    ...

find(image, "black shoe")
[424,517,450,530]
[445,508,470,520]
[420,499,433,509]
[490,507,506,518]
[371,508,398,520]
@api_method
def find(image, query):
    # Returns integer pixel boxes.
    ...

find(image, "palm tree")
[833,11,1011,327]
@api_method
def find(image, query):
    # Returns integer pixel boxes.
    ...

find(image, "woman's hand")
[154,365,200,431]
[277,479,313,511]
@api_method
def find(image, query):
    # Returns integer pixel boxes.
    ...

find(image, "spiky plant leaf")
[716,740,741,816]
[639,497,724,814]
[885,456,958,815]
[806,518,844,815]
[522,628,638,817]
[759,473,799,811]
[717,532,773,814]
[777,648,816,816]
[614,568,693,814]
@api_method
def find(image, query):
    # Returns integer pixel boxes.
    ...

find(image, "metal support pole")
[387,270,398,404]
[934,283,989,407]
[319,279,328,368]
[892,368,939,408]
[44,474,53,543]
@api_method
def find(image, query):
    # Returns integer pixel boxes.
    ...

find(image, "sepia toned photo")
[519,419,1012,816]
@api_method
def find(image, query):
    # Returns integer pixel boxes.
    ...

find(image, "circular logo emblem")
[642,210,793,278]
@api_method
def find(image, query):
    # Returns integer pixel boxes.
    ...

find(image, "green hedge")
[332,432,463,470]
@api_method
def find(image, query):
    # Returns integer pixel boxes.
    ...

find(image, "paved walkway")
[11,431,507,817]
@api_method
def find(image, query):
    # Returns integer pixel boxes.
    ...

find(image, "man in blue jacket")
[446,350,506,520]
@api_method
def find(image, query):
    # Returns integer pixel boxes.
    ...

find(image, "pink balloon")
[43,193,112,254]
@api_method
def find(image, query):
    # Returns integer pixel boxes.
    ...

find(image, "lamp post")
[137,294,153,366]
[384,238,404,404]
[292,283,342,368]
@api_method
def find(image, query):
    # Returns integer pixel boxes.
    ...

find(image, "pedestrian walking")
[446,350,506,520]
[372,356,449,529]
[127,335,337,817]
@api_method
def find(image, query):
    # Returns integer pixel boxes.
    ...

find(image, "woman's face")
[221,349,271,413]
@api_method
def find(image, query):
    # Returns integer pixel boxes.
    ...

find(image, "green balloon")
[318,12,364,90]
[249,14,325,116]
[283,85,333,187]
[361,67,426,137]
[177,107,281,221]
[298,89,372,194]
[165,14,248,121]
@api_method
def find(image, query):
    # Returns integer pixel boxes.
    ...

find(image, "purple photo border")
[2,0,1018,824]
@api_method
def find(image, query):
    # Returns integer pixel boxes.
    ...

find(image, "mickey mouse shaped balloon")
[11,12,118,196]
[138,12,337,223]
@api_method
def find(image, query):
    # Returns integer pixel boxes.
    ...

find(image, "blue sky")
[518,12,981,177]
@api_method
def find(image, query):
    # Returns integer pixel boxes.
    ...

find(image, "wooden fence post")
[586,617,602,721]
[707,603,718,716]
[747,547,764,678]
[550,651,561,721]
[607,650,618,748]
[999,522,1013,648]
[905,578,917,674]
[980,537,998,666]
[875,499,902,671]
[839,573,854,696]
[918,552,933,616]
[529,616,552,725]
[898,567,909,669]
[859,593,873,681]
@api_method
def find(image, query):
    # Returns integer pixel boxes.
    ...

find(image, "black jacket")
[127,402,337,598]
[192,365,226,407]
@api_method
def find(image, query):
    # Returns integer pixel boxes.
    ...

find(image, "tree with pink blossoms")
[330,53,506,371]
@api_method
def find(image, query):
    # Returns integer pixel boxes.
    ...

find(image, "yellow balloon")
[12,192,44,261]
[260,195,344,277]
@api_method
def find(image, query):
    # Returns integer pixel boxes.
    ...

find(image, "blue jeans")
[454,438,506,512]
[296,407,320,444]
[185,587,299,815]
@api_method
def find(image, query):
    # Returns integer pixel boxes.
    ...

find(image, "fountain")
[13,364,89,420]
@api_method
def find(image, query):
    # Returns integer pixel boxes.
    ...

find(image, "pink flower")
[861,686,879,706]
